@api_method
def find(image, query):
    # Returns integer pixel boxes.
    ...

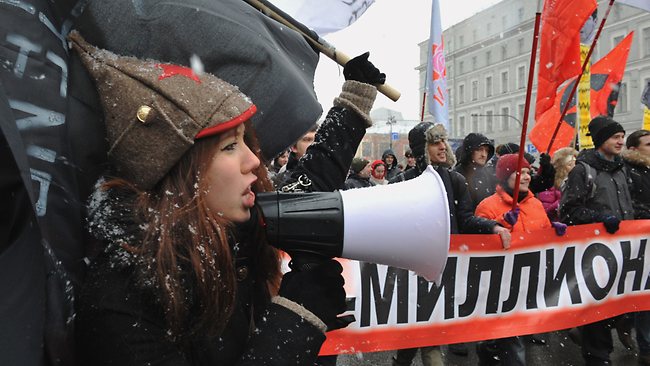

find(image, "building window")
[518,38,524,54]
[459,116,466,136]
[472,114,479,132]
[501,71,509,93]
[459,35,464,47]
[486,110,494,133]
[615,82,628,114]
[501,45,507,61]
[487,23,492,34]
[472,80,478,101]
[501,107,510,130]
[518,8,524,22]
[459,61,464,74]
[518,103,525,122]
[613,35,624,48]
[472,56,477,70]
[486,51,492,65]
[502,15,508,29]
[459,84,465,104]
[644,27,650,57]
[486,76,493,97]
[517,65,526,89]
[473,29,477,42]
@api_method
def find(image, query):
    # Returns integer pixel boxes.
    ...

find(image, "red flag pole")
[545,0,616,153]
[511,0,543,210]
[421,92,427,121]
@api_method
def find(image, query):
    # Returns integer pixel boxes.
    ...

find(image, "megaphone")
[256,165,450,282]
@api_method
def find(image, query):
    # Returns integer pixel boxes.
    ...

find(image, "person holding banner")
[622,129,650,220]
[622,129,650,366]
[474,153,567,366]
[68,31,385,365]
[559,116,635,366]
[390,122,510,366]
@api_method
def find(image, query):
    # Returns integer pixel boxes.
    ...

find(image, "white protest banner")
[318,220,650,355]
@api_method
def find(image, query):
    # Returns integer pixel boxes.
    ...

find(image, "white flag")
[269,0,375,35]
[426,0,449,129]
[617,0,650,12]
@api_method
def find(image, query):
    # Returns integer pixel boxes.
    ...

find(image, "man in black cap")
[559,115,635,365]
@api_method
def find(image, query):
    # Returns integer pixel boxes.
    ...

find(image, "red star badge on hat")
[156,64,201,83]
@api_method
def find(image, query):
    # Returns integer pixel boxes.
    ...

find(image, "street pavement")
[335,329,640,365]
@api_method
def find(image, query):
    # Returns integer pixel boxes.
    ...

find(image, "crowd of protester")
[266,118,650,366]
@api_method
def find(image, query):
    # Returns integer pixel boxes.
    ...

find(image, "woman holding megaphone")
[70,30,384,366]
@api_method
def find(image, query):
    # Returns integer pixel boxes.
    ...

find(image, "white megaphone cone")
[339,165,450,282]
[256,165,450,283]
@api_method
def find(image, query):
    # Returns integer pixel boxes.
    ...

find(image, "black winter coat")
[76,196,325,366]
[560,149,634,225]
[622,149,650,219]
[344,173,375,190]
[454,163,496,210]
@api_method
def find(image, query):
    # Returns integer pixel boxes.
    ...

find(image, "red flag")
[530,32,634,154]
[535,0,597,121]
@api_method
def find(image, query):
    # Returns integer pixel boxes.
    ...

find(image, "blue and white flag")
[426,0,449,129]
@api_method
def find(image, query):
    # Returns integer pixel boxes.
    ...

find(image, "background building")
[418,0,650,151]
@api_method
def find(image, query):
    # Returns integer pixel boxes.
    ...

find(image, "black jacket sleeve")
[287,107,368,192]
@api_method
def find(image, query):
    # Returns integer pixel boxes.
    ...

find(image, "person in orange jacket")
[474,153,566,366]
[475,154,567,235]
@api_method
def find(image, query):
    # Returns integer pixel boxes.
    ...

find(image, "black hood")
[458,133,495,166]
[382,149,398,169]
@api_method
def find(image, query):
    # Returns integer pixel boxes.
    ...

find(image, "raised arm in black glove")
[277,259,354,331]
[343,52,386,85]
[530,153,555,193]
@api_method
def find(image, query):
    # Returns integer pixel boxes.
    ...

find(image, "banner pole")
[545,0,616,153]
[242,0,401,101]
[511,0,543,210]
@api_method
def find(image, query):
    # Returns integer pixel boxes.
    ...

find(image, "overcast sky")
[314,0,503,121]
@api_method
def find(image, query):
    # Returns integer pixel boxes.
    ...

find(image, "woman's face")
[507,167,531,192]
[204,124,260,223]
[276,151,289,167]
[372,164,386,179]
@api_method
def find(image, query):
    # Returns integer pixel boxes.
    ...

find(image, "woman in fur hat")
[70,31,383,365]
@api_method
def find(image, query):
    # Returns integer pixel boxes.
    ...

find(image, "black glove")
[278,258,354,331]
[343,52,386,85]
[597,214,620,234]
[538,153,553,175]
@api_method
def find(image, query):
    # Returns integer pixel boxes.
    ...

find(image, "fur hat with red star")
[69,31,255,189]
